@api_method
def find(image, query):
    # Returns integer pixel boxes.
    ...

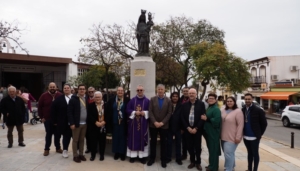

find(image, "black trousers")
[149,127,168,162]
[182,131,188,156]
[90,131,106,157]
[44,120,61,150]
[244,138,260,171]
[186,131,202,164]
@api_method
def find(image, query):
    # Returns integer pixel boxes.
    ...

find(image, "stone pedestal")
[130,56,156,99]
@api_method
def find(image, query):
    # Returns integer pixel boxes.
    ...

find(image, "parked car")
[236,100,264,110]
[281,105,300,127]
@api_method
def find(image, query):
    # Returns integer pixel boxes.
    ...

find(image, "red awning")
[260,92,298,100]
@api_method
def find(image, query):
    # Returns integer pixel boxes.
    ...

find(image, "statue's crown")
[141,9,146,14]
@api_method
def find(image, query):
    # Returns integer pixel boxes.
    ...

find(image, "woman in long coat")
[87,91,106,161]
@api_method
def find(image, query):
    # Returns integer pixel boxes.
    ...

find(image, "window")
[289,107,300,112]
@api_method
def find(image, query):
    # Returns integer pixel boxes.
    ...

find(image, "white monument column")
[130,56,156,98]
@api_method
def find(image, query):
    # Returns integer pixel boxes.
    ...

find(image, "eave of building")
[0,53,72,66]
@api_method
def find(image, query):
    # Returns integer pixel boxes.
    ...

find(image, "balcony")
[249,76,266,84]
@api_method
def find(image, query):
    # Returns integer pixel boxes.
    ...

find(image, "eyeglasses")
[208,98,216,100]
[79,88,85,90]
[137,89,143,92]
[88,91,94,93]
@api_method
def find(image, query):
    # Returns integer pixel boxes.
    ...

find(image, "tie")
[189,104,195,126]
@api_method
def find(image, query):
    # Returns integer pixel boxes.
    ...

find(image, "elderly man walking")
[0,86,26,148]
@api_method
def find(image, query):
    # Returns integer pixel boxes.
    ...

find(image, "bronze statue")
[136,9,154,57]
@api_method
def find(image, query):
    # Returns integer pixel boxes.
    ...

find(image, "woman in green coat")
[201,93,221,171]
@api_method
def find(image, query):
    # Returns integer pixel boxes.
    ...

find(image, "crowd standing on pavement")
[0,83,269,171]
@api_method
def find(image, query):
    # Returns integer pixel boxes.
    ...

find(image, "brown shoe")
[73,156,81,163]
[56,149,63,153]
[196,164,202,170]
[43,150,49,156]
[79,155,87,161]
[188,163,195,169]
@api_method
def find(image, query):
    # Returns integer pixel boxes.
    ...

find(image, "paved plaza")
[1,120,300,171]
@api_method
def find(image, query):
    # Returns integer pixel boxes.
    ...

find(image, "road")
[264,118,300,148]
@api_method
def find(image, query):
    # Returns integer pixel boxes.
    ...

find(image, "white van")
[236,100,264,110]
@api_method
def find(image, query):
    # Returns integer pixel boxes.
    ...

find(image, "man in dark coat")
[179,87,190,160]
[181,88,205,170]
[0,86,26,148]
[105,87,130,161]
[166,92,182,165]
[242,93,267,171]
[51,83,73,158]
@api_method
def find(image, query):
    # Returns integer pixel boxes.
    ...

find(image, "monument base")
[130,56,156,99]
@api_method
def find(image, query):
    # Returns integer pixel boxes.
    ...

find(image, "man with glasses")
[50,83,73,158]
[181,88,205,170]
[85,86,95,153]
[201,93,221,171]
[126,85,150,164]
[179,87,189,160]
[242,93,267,171]
[38,82,62,156]
[68,84,88,163]
[147,84,172,168]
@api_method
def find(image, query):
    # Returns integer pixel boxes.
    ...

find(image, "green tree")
[151,16,225,89]
[190,41,251,100]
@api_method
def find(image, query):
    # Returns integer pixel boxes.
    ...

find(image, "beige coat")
[149,96,172,129]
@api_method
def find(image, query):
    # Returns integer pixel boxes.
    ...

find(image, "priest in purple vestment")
[126,85,150,164]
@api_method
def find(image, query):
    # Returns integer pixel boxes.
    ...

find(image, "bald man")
[38,82,63,156]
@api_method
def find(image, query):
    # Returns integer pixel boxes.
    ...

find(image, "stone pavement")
[1,121,300,171]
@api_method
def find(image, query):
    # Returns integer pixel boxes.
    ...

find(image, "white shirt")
[65,94,72,104]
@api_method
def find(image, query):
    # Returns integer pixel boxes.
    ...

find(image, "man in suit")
[0,86,26,148]
[147,84,172,168]
[51,83,73,158]
[181,88,205,170]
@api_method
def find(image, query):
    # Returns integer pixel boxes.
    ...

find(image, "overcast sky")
[1,0,300,61]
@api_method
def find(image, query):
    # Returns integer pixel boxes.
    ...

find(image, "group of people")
[0,82,268,171]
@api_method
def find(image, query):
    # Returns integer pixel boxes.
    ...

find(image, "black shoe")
[139,158,146,164]
[18,142,26,147]
[120,154,126,161]
[176,159,182,165]
[99,155,104,161]
[161,162,166,168]
[90,156,95,161]
[114,153,120,160]
[181,154,187,160]
[147,159,154,166]
[8,144,12,148]
[129,158,135,163]
[166,159,171,163]
[85,149,90,153]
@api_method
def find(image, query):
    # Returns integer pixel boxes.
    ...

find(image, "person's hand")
[154,122,160,128]
[192,128,197,134]
[201,114,207,121]
[140,111,145,116]
[235,139,241,144]
[101,121,106,126]
[187,127,193,134]
[41,118,46,123]
[95,121,102,127]
[135,111,141,116]
[159,122,164,127]
[70,125,75,130]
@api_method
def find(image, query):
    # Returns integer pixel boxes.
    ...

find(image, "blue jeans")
[167,129,182,161]
[24,107,29,123]
[243,138,260,171]
[222,141,238,171]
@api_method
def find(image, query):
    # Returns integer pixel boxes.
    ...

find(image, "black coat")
[51,94,71,133]
[169,102,182,133]
[242,104,268,139]
[67,95,88,128]
[0,96,25,126]
[105,95,130,134]
[180,99,205,132]
[87,102,107,134]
